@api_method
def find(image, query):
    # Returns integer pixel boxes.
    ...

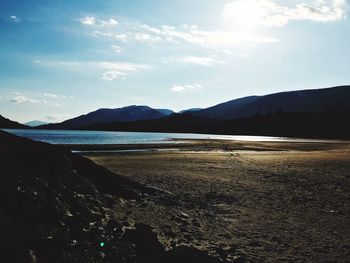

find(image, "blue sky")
[0,0,349,123]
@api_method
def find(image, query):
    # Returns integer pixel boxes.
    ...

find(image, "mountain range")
[40,105,172,130]
[1,85,349,139]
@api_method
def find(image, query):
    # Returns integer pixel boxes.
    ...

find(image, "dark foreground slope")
[0,131,223,263]
[0,115,28,129]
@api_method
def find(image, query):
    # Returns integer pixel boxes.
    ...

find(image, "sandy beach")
[74,139,350,262]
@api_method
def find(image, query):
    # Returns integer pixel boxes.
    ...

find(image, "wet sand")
[80,140,350,262]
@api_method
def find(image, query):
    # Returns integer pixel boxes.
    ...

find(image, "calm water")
[1,129,339,145]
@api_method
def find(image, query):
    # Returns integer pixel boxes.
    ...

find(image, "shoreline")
[3,128,350,146]
[64,138,350,153]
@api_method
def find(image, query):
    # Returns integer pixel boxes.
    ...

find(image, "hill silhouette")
[222,86,350,119]
[41,105,169,129]
[10,85,348,139]
[82,110,350,139]
[0,115,28,129]
[192,96,259,119]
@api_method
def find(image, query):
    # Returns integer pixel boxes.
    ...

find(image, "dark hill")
[190,86,350,120]
[0,115,28,129]
[0,130,157,262]
[214,110,350,139]
[192,96,259,119]
[0,131,223,262]
[41,105,167,129]
[83,113,220,133]
[82,110,350,140]
[224,86,350,119]
[37,86,350,131]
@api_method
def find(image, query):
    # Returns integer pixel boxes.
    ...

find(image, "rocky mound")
[0,131,222,262]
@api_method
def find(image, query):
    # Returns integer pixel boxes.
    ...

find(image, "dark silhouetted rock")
[122,223,165,261]
[0,131,161,262]
[0,130,233,262]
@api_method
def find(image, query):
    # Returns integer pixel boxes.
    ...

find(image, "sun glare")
[223,0,270,32]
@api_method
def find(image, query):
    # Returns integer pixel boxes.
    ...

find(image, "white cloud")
[160,24,278,46]
[100,61,147,71]
[100,71,128,80]
[91,30,114,37]
[94,23,277,48]
[182,56,221,66]
[111,45,122,53]
[91,31,127,42]
[81,2,347,52]
[33,59,147,81]
[10,95,47,104]
[100,62,147,81]
[140,24,162,34]
[171,84,203,92]
[82,15,277,49]
[134,33,162,43]
[223,0,348,29]
[100,18,118,27]
[44,93,59,98]
[44,93,73,99]
[80,16,118,27]
[115,34,128,42]
[10,15,21,23]
[80,16,96,26]
[167,56,223,66]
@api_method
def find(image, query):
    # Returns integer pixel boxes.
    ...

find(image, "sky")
[0,0,349,123]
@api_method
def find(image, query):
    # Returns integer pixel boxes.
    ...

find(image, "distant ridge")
[36,85,350,139]
[24,120,48,127]
[41,105,169,129]
[0,115,28,129]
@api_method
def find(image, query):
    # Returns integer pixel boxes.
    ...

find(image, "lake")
[2,129,342,145]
